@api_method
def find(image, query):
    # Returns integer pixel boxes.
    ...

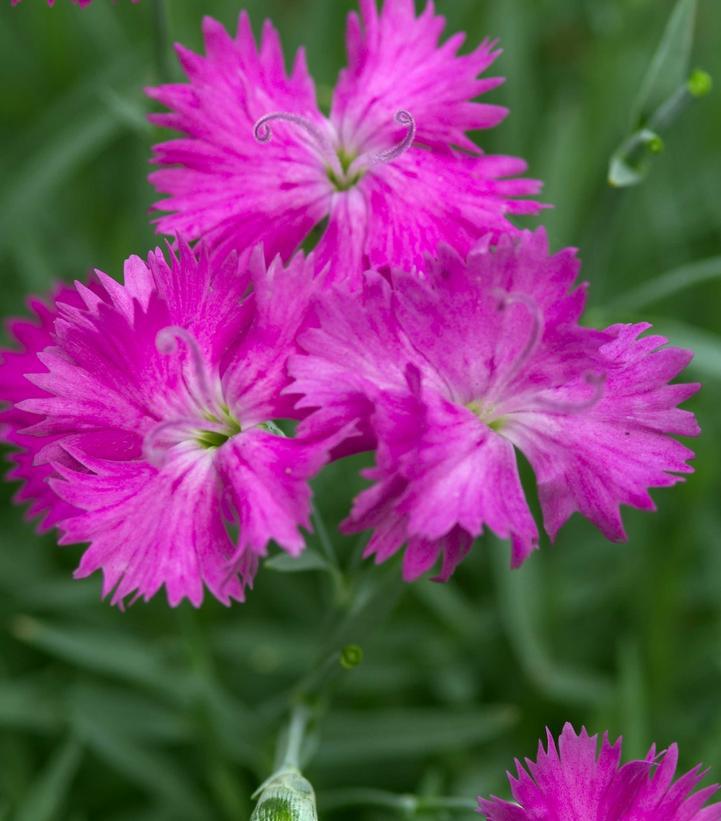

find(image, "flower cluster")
[478,724,721,820]
[0,0,699,608]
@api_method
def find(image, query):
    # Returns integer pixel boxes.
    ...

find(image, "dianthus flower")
[0,243,339,607]
[146,0,541,283]
[478,723,721,820]
[290,229,699,580]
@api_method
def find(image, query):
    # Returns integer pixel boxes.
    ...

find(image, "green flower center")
[195,413,287,451]
[326,148,364,192]
[466,400,506,433]
[195,406,242,450]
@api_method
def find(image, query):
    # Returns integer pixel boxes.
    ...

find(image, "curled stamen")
[491,290,545,393]
[156,326,215,411]
[537,372,607,414]
[142,419,197,466]
[374,109,417,163]
[253,111,327,150]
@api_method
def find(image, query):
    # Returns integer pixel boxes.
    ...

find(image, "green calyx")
[466,400,506,433]
[252,797,295,821]
[326,148,364,192]
[196,407,242,450]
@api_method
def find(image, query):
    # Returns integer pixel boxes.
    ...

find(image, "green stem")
[312,507,348,606]
[275,702,311,772]
[319,788,477,814]
[152,0,172,83]
[311,507,337,568]
[178,608,249,820]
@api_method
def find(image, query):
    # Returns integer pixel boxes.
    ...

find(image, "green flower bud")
[251,769,318,821]
[646,132,664,154]
[340,643,364,670]
[688,68,713,98]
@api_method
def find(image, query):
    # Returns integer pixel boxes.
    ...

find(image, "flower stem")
[319,787,477,814]
[275,702,311,772]
[152,0,172,83]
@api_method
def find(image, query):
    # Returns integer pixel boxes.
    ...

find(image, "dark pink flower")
[0,243,340,607]
[0,289,83,532]
[291,229,699,580]
[478,723,721,820]
[146,0,541,284]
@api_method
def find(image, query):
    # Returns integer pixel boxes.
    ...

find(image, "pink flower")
[291,229,699,580]
[478,723,721,820]
[146,0,541,284]
[0,289,83,532]
[0,243,340,607]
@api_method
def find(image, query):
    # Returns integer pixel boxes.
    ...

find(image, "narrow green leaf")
[316,706,517,764]
[72,713,208,820]
[0,678,61,734]
[10,617,188,699]
[319,788,476,814]
[632,0,697,126]
[69,683,191,744]
[608,256,721,312]
[13,738,82,821]
[491,539,613,705]
[647,320,721,381]
[617,639,647,760]
[265,549,330,574]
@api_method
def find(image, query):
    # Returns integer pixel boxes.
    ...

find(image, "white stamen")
[536,372,606,414]
[374,109,417,163]
[142,419,196,466]
[491,290,545,396]
[156,326,216,414]
[253,111,327,151]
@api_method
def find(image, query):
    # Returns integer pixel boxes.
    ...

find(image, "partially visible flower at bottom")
[0,242,342,607]
[478,723,721,820]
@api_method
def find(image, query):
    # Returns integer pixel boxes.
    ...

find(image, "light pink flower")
[291,229,699,580]
[478,723,721,820]
[146,0,541,284]
[0,243,340,607]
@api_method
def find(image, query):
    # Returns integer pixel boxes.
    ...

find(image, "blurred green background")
[1,0,720,819]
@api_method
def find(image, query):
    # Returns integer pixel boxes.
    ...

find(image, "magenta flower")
[478,723,721,820]
[0,243,339,607]
[291,229,699,580]
[146,0,541,284]
[0,288,83,532]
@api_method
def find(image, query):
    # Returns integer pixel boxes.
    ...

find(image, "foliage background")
[0,0,720,818]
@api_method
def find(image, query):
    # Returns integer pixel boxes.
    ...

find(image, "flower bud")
[251,769,318,821]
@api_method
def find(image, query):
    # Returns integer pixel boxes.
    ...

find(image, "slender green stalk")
[312,506,349,605]
[152,0,172,83]
[311,507,337,568]
[319,787,477,814]
[178,608,249,820]
[275,702,311,772]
